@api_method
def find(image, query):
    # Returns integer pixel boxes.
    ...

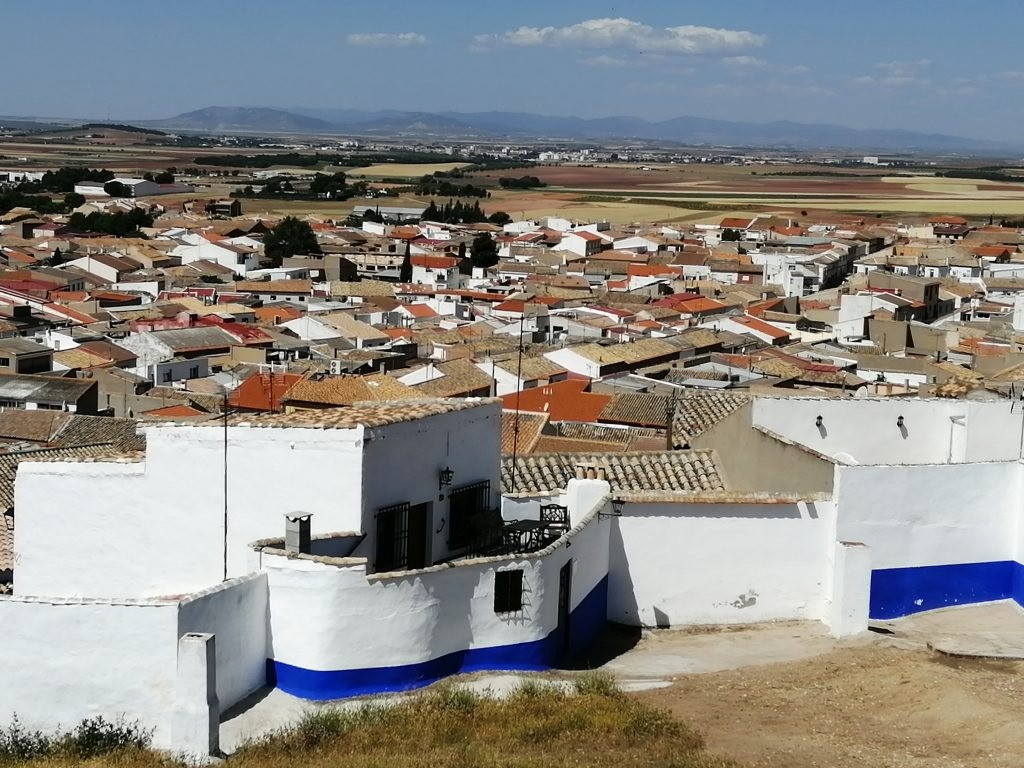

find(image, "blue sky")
[3,1,1021,140]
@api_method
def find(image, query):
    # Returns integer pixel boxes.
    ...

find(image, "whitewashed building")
[6,393,1024,759]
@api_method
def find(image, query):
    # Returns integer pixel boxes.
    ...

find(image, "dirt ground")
[635,641,1024,768]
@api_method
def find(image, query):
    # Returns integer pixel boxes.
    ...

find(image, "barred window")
[494,569,524,613]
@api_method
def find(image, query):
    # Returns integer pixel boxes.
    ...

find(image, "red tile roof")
[500,379,611,423]
[411,255,459,269]
[729,315,790,340]
[228,372,304,412]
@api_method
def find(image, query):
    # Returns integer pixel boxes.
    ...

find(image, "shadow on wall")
[558,622,641,670]
[606,520,639,625]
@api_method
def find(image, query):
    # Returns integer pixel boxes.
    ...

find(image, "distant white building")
[74,177,193,198]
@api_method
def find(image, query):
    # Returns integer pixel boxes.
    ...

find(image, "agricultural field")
[476,164,1024,220]
[347,162,472,179]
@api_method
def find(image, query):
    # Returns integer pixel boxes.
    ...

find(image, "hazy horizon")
[2,0,1022,143]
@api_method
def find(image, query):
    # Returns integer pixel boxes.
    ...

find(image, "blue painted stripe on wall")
[271,575,610,700]
[1012,561,1024,610]
[869,561,1016,620]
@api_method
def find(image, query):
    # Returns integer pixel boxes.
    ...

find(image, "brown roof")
[502,449,725,495]
[284,373,417,407]
[218,397,496,430]
[414,358,493,398]
[500,410,548,455]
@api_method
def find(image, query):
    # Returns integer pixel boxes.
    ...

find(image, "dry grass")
[5,677,739,768]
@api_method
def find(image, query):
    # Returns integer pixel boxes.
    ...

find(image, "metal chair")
[539,503,570,535]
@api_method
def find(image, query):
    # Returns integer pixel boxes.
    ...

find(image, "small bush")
[573,672,622,698]
[61,716,151,758]
[0,715,150,765]
[289,708,351,749]
[425,685,479,713]
[511,678,546,699]
[0,716,53,764]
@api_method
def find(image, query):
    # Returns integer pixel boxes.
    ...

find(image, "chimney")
[284,513,312,554]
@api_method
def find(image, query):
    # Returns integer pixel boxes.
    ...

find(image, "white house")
[6,393,1024,760]
[172,238,260,276]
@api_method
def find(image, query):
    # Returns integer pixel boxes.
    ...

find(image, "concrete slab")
[878,600,1024,658]
[599,621,862,680]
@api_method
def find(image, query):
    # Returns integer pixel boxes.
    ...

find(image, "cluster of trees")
[470,232,499,268]
[498,175,546,189]
[17,167,113,194]
[142,169,175,184]
[198,152,324,169]
[938,168,1023,183]
[67,208,154,237]
[422,199,509,224]
[232,173,367,201]
[0,189,66,215]
[309,171,349,198]
[415,176,488,197]
[264,217,321,267]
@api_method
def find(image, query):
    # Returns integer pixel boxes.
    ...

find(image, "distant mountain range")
[146,106,336,134]
[136,105,1016,153]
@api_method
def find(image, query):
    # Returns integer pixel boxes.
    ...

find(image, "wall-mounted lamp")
[896,415,905,428]
[600,498,625,519]
[815,415,824,428]
[438,466,454,491]
[2,509,12,531]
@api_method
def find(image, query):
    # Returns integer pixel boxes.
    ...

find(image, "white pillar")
[828,541,871,637]
[564,478,611,527]
[172,632,220,763]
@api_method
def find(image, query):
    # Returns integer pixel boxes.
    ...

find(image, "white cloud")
[473,17,764,54]
[345,32,427,47]
[998,70,1024,81]
[876,59,930,77]
[723,55,765,68]
[852,59,931,88]
[583,54,645,68]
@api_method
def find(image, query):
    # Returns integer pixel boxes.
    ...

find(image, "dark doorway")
[407,503,430,570]
[555,560,572,659]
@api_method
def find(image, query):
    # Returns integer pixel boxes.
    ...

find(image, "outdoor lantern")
[438,466,455,490]
[815,415,824,428]
[897,415,905,428]
[610,498,625,516]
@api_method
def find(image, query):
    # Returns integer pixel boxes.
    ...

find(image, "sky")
[3,0,1022,141]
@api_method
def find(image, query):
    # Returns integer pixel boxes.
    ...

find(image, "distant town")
[3,119,1024,764]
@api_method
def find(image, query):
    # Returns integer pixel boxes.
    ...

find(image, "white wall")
[751,397,1022,466]
[834,462,1021,569]
[177,573,269,710]
[360,403,501,566]
[264,505,609,676]
[14,424,366,598]
[14,405,501,599]
[543,348,599,379]
[0,596,179,747]
[607,499,836,627]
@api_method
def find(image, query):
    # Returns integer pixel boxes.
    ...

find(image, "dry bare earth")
[639,643,1024,768]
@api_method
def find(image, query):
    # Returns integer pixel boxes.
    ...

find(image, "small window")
[189,366,200,379]
[494,569,524,613]
[161,370,172,382]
